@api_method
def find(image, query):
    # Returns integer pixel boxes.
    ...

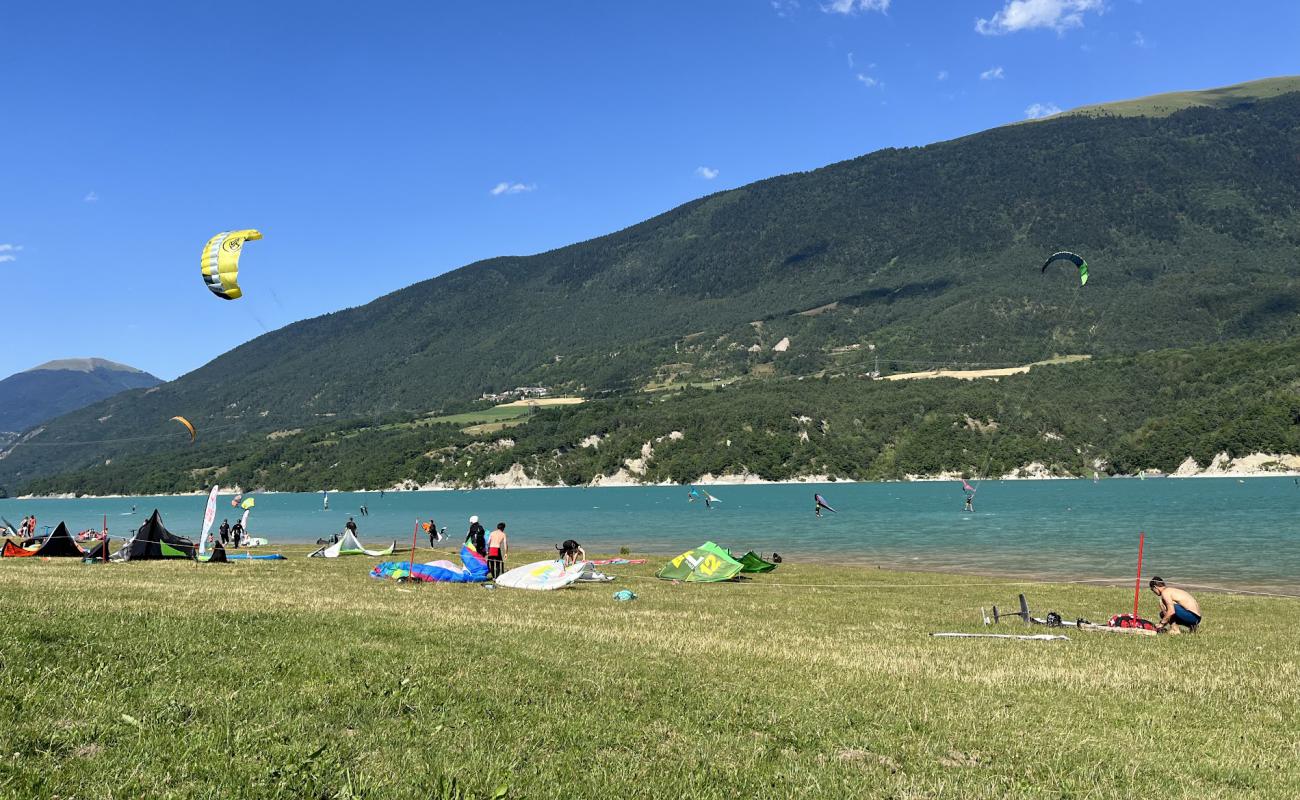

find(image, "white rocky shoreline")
[17,450,1300,499]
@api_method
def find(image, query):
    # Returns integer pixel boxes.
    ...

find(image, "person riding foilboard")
[814,494,836,517]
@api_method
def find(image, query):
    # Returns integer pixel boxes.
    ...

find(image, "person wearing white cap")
[465,515,487,556]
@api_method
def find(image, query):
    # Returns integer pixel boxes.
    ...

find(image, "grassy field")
[2,548,1297,799]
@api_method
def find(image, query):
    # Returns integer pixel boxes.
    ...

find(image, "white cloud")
[1024,102,1062,119]
[83,191,98,203]
[855,73,883,88]
[847,51,855,68]
[936,69,949,81]
[0,243,22,264]
[980,66,1005,80]
[489,182,536,196]
[695,166,719,180]
[975,0,1102,35]
[771,0,800,17]
[1133,31,1150,48]
[822,0,890,14]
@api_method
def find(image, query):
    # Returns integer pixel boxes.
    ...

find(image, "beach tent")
[371,545,489,583]
[114,510,196,561]
[734,551,777,573]
[309,530,395,558]
[656,542,745,582]
[197,540,229,563]
[494,559,587,590]
[1,523,87,558]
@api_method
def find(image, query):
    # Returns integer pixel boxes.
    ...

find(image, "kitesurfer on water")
[466,515,487,556]
[1149,577,1202,633]
[964,494,974,513]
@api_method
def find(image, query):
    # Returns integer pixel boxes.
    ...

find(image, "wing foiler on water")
[1041,251,1089,286]
[200,229,262,300]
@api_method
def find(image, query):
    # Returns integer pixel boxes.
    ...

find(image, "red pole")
[409,519,419,577]
[1132,531,1145,618]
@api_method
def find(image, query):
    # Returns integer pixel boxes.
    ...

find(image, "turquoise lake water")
[3,478,1298,590]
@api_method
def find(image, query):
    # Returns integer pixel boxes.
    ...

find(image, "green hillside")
[3,81,1300,489]
[18,336,1300,496]
[1060,76,1300,119]
[0,358,161,435]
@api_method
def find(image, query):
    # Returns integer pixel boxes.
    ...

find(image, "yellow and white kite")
[200,229,261,300]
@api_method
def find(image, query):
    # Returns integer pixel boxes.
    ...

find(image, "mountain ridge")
[3,77,1299,489]
[0,359,161,436]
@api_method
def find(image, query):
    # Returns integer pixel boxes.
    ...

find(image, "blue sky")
[2,0,1296,380]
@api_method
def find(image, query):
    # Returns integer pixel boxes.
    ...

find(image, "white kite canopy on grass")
[494,559,588,590]
[309,530,395,558]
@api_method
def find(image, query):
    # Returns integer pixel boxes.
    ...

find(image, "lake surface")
[4,478,1298,591]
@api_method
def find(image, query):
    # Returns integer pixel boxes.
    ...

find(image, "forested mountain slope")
[0,359,160,435]
[3,79,1298,488]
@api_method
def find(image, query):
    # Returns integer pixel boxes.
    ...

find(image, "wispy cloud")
[0,243,23,264]
[980,66,1005,80]
[976,0,1102,35]
[489,182,536,196]
[855,73,883,89]
[771,0,800,17]
[822,0,890,14]
[847,51,855,68]
[83,191,98,203]
[1133,31,1151,48]
[936,69,949,81]
[695,166,719,180]
[1024,102,1062,119]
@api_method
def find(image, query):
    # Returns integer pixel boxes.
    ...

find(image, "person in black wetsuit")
[345,517,358,536]
[465,515,487,556]
[219,519,230,545]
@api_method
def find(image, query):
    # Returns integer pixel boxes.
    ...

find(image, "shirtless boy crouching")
[1150,576,1202,634]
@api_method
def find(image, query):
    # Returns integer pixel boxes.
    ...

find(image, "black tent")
[115,510,196,561]
[1,522,85,558]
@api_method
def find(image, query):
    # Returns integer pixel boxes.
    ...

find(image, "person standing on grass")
[230,519,244,548]
[219,519,230,545]
[345,516,358,536]
[1150,577,1202,633]
[486,522,508,580]
[465,515,486,556]
[423,518,442,547]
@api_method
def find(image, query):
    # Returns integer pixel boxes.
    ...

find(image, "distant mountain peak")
[26,358,145,374]
[0,359,161,434]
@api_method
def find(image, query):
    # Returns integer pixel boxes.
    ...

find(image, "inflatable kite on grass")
[371,545,488,583]
[655,542,744,582]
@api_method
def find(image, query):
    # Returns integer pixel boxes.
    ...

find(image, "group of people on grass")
[13,514,38,538]
[416,513,584,582]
